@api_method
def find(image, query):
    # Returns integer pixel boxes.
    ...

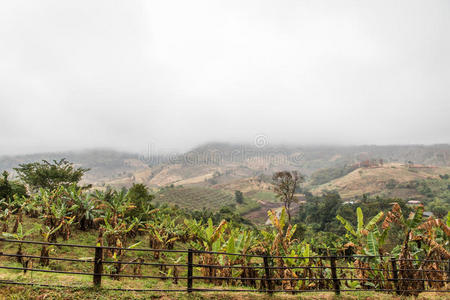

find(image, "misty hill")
[310,162,450,200]
[0,149,147,184]
[2,144,449,224]
[1,144,449,188]
[172,143,450,175]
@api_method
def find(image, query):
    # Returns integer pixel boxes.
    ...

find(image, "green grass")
[247,191,277,202]
[1,285,448,300]
[235,198,261,215]
[154,187,235,211]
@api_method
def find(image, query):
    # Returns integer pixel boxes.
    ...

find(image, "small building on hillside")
[423,211,434,218]
[407,200,422,206]
[343,200,356,205]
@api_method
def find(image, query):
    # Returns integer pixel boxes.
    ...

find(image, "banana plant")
[336,207,385,253]
[223,228,258,261]
[137,202,159,223]
[147,225,178,258]
[336,207,388,289]
[184,218,227,252]
[11,195,39,229]
[284,241,321,290]
[45,194,75,241]
[105,241,142,280]
[260,208,297,256]
[39,222,63,266]
[414,212,450,257]
[68,188,100,231]
[0,201,15,232]
[99,190,134,228]
[101,218,136,258]
[14,194,40,218]
[380,203,450,294]
[2,223,39,264]
[382,203,425,257]
[184,218,228,280]
[258,208,300,290]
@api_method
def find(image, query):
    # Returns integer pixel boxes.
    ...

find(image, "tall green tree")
[127,183,154,217]
[0,171,27,201]
[14,159,89,191]
[0,171,13,201]
[234,190,244,204]
[296,191,342,233]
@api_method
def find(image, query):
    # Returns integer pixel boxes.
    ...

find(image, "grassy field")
[235,197,261,215]
[246,191,278,202]
[154,185,261,216]
[154,186,244,212]
[1,285,449,300]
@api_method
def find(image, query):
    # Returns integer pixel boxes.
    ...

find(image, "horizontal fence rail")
[0,238,449,295]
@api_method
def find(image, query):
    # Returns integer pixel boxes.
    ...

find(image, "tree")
[14,159,89,191]
[127,183,154,217]
[272,171,304,224]
[316,191,342,232]
[0,171,27,201]
[295,191,343,234]
[234,190,244,204]
[427,197,450,219]
[0,171,13,202]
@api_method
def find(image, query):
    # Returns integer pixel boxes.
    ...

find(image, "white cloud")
[0,0,449,155]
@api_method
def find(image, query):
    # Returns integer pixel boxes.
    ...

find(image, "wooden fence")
[0,238,449,295]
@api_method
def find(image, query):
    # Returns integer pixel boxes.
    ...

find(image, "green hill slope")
[154,186,234,211]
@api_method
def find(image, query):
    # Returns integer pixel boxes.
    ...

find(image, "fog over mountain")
[1,0,449,156]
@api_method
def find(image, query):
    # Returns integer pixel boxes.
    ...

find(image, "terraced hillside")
[310,163,450,200]
[2,144,449,190]
[154,186,235,211]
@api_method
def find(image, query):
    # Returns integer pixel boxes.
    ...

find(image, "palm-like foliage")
[99,190,134,228]
[261,208,297,256]
[2,171,450,294]
[39,222,64,266]
[185,218,227,252]
[381,203,450,294]
[0,198,15,232]
[2,223,38,264]
[67,185,100,230]
[185,218,228,280]
[260,208,301,290]
[337,207,386,254]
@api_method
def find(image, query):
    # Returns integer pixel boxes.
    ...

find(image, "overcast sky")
[0,0,449,155]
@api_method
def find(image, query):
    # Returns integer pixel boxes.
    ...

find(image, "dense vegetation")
[310,164,358,186]
[14,159,90,191]
[406,176,450,218]
[294,192,412,251]
[0,159,449,296]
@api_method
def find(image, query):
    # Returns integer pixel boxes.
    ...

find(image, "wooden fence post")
[263,255,273,295]
[187,249,193,293]
[330,256,340,295]
[390,258,400,295]
[93,245,103,287]
[447,259,450,281]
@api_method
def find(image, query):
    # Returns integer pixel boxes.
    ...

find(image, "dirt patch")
[242,201,280,224]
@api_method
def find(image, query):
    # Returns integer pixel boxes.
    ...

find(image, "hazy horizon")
[1,141,449,158]
[1,1,449,156]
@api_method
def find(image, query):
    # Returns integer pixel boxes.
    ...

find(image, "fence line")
[0,238,449,295]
